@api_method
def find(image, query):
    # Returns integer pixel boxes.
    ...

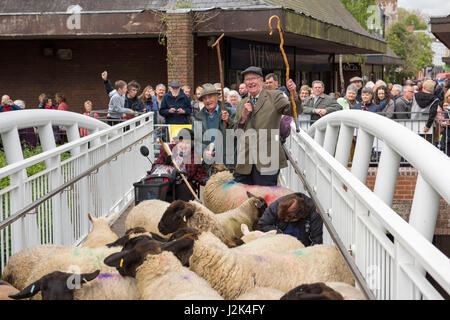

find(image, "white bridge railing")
[0,111,155,276]
[280,110,450,300]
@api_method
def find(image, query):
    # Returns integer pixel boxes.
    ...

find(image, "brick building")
[0,0,385,113]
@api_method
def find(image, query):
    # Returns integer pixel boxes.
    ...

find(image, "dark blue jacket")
[258,192,323,247]
[353,101,383,113]
[159,89,192,124]
[0,104,22,112]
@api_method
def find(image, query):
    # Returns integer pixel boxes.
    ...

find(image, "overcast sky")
[398,0,450,17]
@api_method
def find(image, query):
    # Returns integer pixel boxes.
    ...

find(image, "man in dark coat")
[159,81,192,124]
[258,193,323,247]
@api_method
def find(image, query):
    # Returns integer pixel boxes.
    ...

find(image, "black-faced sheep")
[280,282,366,300]
[188,231,355,300]
[8,270,139,300]
[158,192,267,242]
[203,170,294,213]
[104,236,223,300]
[82,213,119,248]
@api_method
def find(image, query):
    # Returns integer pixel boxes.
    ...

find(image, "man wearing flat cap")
[192,83,236,169]
[159,80,192,124]
[349,76,363,103]
[222,66,302,186]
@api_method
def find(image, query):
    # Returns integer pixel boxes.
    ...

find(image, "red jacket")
[154,143,208,185]
[57,102,69,111]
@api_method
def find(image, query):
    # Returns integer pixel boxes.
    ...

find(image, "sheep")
[188,231,355,300]
[158,192,267,242]
[1,244,70,290]
[103,235,223,300]
[236,286,285,300]
[22,245,122,299]
[280,282,366,300]
[9,270,138,300]
[0,281,19,300]
[82,213,119,248]
[231,224,305,255]
[125,199,171,237]
[203,170,294,213]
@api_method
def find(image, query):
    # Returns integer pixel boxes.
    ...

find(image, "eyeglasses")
[244,77,260,83]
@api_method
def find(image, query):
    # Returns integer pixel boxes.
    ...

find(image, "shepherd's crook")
[212,33,227,131]
[269,15,300,133]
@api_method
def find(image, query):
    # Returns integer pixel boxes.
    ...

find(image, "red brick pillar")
[166,12,194,90]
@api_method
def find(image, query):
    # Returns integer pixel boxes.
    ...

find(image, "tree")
[340,0,378,32]
[405,14,428,30]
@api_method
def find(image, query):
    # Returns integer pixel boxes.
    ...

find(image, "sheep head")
[158,200,195,235]
[106,227,149,248]
[280,282,344,300]
[9,270,100,300]
[246,191,268,217]
[103,235,162,278]
[240,224,277,243]
[162,229,200,267]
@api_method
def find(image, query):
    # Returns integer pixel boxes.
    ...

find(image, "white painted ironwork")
[0,111,154,276]
[280,110,450,300]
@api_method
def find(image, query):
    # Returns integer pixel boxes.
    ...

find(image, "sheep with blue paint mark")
[189,231,354,300]
[203,170,294,213]
[9,270,138,300]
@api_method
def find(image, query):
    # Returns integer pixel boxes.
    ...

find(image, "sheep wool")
[204,171,294,213]
[136,251,223,300]
[189,232,354,300]
[184,198,265,241]
[125,199,171,237]
[82,213,119,248]
[26,246,121,300]
[74,272,138,300]
[2,244,70,290]
[236,286,285,300]
[0,281,19,300]
[233,233,305,255]
[325,282,366,300]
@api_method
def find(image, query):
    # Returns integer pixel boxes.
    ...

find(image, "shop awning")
[0,0,386,54]
[430,15,450,49]
[365,47,405,65]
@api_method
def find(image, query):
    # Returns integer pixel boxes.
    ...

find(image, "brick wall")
[365,167,450,236]
[194,37,221,89]
[0,38,167,114]
[166,13,194,90]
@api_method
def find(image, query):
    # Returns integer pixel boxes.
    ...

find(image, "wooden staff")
[157,137,200,202]
[212,33,227,131]
[269,15,300,133]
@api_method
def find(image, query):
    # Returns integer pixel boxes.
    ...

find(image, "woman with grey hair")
[353,87,381,112]
[337,85,358,110]
[227,90,241,109]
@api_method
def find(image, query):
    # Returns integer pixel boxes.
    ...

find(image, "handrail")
[282,144,376,300]
[0,126,163,231]
[307,110,450,202]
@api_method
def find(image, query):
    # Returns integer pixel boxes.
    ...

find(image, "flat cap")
[168,80,180,88]
[241,66,263,78]
[198,83,219,101]
[349,76,363,83]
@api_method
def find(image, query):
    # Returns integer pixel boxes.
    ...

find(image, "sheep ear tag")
[183,216,187,223]
[120,258,124,268]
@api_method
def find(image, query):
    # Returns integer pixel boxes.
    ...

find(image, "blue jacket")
[0,104,22,112]
[353,101,382,113]
[159,89,192,124]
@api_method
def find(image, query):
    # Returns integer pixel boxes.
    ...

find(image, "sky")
[397,0,450,17]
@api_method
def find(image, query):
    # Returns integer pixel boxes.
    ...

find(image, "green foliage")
[0,145,71,190]
[386,22,433,82]
[340,0,378,31]
[175,0,194,9]
[405,14,427,30]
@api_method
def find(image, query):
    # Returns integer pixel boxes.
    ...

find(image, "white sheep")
[82,213,119,248]
[0,280,19,300]
[236,286,285,300]
[203,170,294,213]
[158,194,267,242]
[104,237,223,300]
[189,231,355,300]
[9,270,138,300]
[125,199,171,237]
[232,224,305,255]
[1,244,70,290]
